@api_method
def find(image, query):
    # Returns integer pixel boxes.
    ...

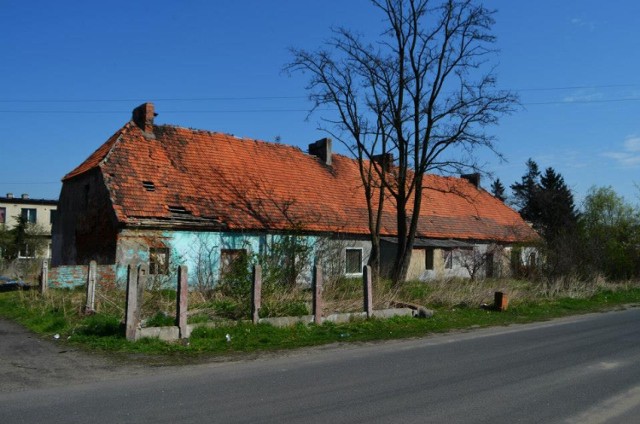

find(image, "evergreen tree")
[511,160,580,278]
[538,167,578,242]
[510,158,541,224]
[490,178,506,202]
[510,160,578,240]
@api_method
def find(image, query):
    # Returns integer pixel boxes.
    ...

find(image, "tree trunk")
[367,237,381,277]
[390,202,411,285]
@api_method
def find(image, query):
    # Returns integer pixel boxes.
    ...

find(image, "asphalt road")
[2,309,640,423]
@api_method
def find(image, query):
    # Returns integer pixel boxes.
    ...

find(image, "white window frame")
[344,247,364,276]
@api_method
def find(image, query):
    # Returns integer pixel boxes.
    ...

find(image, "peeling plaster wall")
[112,230,371,288]
[381,238,517,281]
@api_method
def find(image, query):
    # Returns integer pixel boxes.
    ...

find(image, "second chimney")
[372,153,394,171]
[461,173,481,188]
[132,102,156,136]
[309,138,332,166]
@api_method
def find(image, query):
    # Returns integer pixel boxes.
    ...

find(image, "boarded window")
[444,249,453,269]
[345,248,363,274]
[220,249,248,279]
[486,253,494,278]
[511,248,521,273]
[149,247,170,275]
[425,248,434,270]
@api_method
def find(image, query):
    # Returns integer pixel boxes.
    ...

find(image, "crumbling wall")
[49,263,116,288]
[52,170,118,266]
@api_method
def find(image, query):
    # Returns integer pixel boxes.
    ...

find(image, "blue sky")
[1,0,639,207]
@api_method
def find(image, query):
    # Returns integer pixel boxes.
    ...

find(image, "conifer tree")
[490,178,506,202]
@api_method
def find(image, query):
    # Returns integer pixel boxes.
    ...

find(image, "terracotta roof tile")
[65,117,537,243]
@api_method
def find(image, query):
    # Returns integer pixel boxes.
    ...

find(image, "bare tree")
[287,0,516,283]
[457,244,502,281]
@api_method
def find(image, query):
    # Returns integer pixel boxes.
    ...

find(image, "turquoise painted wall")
[115,230,323,288]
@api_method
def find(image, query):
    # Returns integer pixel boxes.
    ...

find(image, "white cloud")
[570,17,596,31]
[562,90,603,103]
[623,136,640,152]
[602,135,640,167]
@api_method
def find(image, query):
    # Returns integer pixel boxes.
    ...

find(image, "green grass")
[1,286,640,359]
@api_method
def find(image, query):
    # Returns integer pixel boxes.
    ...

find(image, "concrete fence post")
[125,264,147,341]
[176,265,189,338]
[363,265,373,318]
[39,259,48,295]
[313,261,323,325]
[84,260,97,314]
[251,264,262,324]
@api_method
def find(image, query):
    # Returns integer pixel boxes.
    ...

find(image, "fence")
[41,261,414,342]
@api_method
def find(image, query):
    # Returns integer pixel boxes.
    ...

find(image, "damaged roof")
[63,103,537,242]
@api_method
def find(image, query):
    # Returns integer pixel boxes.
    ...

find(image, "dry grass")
[395,274,640,309]
[16,274,640,328]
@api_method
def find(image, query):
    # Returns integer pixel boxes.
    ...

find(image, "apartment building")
[0,193,58,258]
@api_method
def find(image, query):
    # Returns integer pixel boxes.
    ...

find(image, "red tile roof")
[64,109,537,243]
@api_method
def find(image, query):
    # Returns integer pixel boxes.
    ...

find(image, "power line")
[0,181,59,185]
[523,97,640,105]
[1,96,640,114]
[1,83,639,104]
[0,109,317,114]
[0,96,307,103]
[514,83,640,92]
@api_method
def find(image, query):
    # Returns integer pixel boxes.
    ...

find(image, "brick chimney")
[461,173,481,188]
[372,153,394,171]
[309,138,332,166]
[132,102,156,137]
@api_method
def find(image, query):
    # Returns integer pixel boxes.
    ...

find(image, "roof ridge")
[62,123,133,181]
[156,123,312,154]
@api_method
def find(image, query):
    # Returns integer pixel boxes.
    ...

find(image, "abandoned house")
[51,103,537,287]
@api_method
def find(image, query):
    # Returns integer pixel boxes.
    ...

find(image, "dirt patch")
[0,318,154,393]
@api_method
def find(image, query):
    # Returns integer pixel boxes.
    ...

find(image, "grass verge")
[1,286,640,360]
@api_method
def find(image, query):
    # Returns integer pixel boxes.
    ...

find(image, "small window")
[345,248,363,274]
[149,247,170,275]
[425,248,434,270]
[142,181,156,191]
[444,249,453,269]
[220,249,248,279]
[0,207,5,224]
[168,205,191,214]
[50,210,58,225]
[21,208,37,224]
[19,243,34,258]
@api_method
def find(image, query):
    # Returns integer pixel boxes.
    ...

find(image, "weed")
[2,277,640,357]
